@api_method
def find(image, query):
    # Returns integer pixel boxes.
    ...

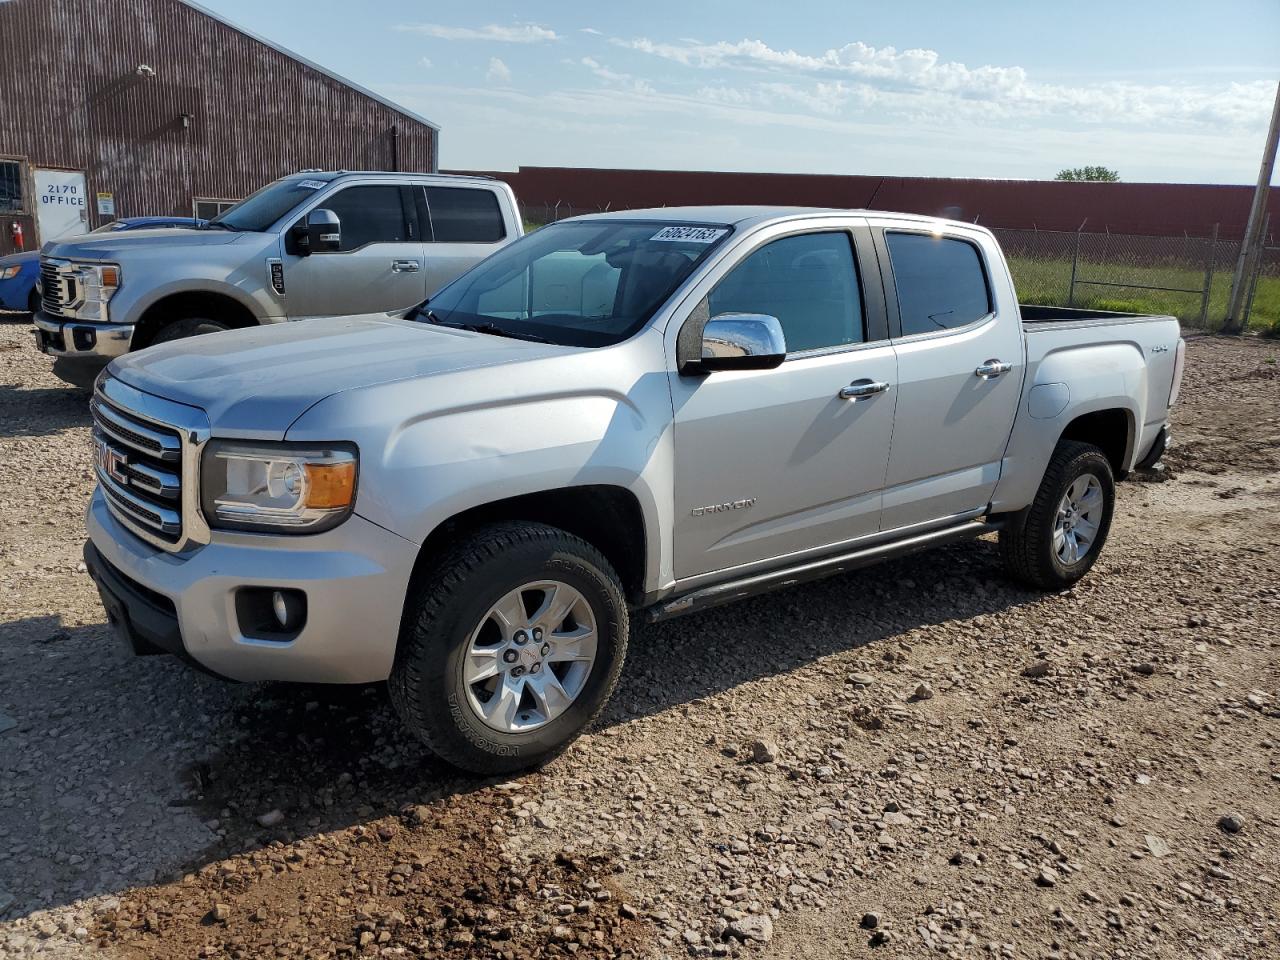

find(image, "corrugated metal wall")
[453,166,1280,239]
[0,0,436,248]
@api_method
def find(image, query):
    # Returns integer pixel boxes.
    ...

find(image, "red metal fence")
[452,166,1280,240]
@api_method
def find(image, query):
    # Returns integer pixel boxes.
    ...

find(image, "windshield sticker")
[294,180,328,190]
[650,225,727,243]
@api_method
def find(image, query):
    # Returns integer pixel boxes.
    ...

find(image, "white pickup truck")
[34,171,522,387]
[81,206,1184,773]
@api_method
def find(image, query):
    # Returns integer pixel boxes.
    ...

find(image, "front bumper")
[85,489,420,684]
[33,310,134,359]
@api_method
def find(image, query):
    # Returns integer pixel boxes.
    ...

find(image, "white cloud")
[615,36,1275,131]
[397,22,558,43]
[580,57,655,95]
[419,56,432,69]
[486,57,512,84]
[580,27,603,36]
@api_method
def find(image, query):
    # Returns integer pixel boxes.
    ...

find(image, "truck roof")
[567,205,985,233]
[280,171,498,185]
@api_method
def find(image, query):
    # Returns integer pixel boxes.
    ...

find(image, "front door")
[33,168,88,244]
[670,227,898,581]
[285,183,427,320]
[874,224,1024,530]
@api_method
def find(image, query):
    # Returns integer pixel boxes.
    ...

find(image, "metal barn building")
[0,0,439,255]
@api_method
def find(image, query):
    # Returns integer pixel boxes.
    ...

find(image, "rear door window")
[708,232,864,353]
[884,232,992,336]
[323,185,409,251]
[425,187,506,243]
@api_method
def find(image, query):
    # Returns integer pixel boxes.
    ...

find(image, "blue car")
[0,216,204,314]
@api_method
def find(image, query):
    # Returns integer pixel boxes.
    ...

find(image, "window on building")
[0,161,24,213]
[885,232,992,336]
[708,232,864,353]
[323,185,409,251]
[193,198,240,220]
[424,186,505,243]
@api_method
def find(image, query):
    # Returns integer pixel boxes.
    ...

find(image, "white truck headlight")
[200,441,358,533]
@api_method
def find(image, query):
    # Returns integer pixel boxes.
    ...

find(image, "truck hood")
[43,227,240,261]
[108,315,579,436]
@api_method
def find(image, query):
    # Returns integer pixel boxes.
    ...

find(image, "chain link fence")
[990,225,1279,331]
[523,202,1279,332]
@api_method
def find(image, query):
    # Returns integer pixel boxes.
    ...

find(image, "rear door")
[668,219,898,581]
[416,185,512,296]
[284,183,426,320]
[871,221,1023,530]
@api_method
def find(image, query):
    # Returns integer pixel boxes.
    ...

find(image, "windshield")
[209,177,333,232]
[416,220,732,347]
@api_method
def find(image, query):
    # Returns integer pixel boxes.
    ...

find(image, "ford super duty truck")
[81,206,1184,773]
[33,171,522,388]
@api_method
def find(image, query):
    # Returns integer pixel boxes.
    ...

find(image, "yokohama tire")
[389,522,628,775]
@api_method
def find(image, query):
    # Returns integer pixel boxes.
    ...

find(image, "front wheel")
[149,316,231,345]
[389,522,628,775]
[1000,440,1115,590]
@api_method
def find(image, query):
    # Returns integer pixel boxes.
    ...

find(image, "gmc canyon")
[34,171,522,388]
[81,207,1184,773]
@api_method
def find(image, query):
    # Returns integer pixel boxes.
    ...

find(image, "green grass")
[1006,255,1280,331]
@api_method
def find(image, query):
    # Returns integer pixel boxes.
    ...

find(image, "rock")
[749,738,779,764]
[859,911,881,930]
[908,682,934,702]
[1022,660,1051,678]
[1036,867,1059,887]
[1218,813,1245,834]
[726,914,773,943]
[619,903,639,920]
[869,929,893,947]
[0,712,16,735]
[1145,834,1171,858]
[256,809,285,828]
[207,903,230,923]
[1132,662,1156,676]
[848,673,876,686]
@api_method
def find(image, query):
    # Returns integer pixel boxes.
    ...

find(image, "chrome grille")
[91,388,186,547]
[40,258,76,317]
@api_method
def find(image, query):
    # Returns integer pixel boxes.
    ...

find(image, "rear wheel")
[149,316,231,345]
[1000,440,1115,590]
[389,522,628,774]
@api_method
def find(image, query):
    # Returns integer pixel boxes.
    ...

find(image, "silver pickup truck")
[33,171,522,387]
[81,206,1184,773]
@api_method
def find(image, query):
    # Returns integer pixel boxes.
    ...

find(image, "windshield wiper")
[202,220,237,231]
[421,311,549,343]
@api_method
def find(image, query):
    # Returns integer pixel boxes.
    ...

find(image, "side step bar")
[647,517,1004,623]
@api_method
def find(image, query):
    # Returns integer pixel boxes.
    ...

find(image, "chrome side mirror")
[306,208,342,253]
[694,313,787,373]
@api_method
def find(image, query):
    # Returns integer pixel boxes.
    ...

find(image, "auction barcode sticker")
[650,225,727,243]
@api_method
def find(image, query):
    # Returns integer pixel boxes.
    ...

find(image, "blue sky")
[198,0,1280,184]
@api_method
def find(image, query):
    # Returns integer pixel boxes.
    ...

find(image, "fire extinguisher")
[10,221,24,252]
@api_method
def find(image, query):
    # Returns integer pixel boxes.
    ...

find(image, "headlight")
[68,262,121,321]
[200,440,357,533]
[0,265,20,281]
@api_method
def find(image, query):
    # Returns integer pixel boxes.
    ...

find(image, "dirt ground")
[1,322,1278,960]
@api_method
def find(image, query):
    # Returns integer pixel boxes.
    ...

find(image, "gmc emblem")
[94,437,129,486]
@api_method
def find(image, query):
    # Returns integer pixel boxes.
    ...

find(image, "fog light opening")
[235,587,307,642]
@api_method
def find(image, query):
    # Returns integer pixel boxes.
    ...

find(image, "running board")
[647,518,1003,623]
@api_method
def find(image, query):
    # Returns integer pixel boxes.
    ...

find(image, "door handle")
[974,359,1013,379]
[392,259,421,273]
[838,378,890,400]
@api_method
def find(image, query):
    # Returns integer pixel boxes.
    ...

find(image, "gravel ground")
[1,321,1278,959]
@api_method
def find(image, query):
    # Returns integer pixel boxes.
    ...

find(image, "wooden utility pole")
[1223,81,1280,334]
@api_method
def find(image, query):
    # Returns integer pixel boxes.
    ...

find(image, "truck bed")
[1019,304,1176,327]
